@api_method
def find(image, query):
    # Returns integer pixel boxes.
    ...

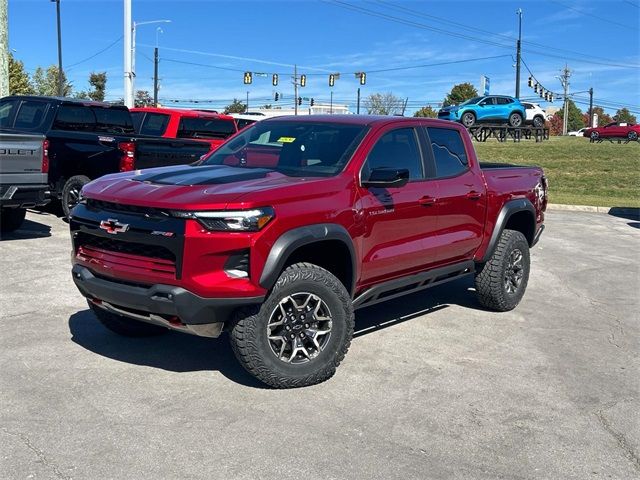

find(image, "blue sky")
[8,0,640,115]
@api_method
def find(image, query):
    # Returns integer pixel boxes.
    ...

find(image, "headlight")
[172,207,275,232]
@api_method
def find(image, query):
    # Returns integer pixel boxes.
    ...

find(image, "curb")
[547,203,640,218]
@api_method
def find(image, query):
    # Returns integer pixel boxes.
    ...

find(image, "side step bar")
[353,261,474,310]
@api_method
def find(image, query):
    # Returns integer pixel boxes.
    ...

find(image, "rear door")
[423,126,486,263]
[357,125,440,286]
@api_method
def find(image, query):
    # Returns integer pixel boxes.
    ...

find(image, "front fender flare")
[259,223,357,295]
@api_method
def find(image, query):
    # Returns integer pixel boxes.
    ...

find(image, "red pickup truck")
[69,116,547,388]
[130,107,238,151]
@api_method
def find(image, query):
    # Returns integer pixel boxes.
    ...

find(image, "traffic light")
[549,93,554,103]
[274,92,279,101]
[528,76,533,88]
[297,97,302,105]
[534,83,538,93]
[310,98,315,107]
[243,72,252,84]
[300,75,306,87]
[359,72,366,85]
[272,74,278,86]
[539,88,545,98]
[329,74,335,87]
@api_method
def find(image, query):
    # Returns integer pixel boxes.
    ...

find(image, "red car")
[584,122,640,141]
[70,115,547,388]
[131,107,238,151]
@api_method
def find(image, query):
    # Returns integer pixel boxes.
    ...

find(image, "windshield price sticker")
[277,137,296,143]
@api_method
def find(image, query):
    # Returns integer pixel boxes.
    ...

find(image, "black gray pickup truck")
[0,96,213,216]
[0,130,50,233]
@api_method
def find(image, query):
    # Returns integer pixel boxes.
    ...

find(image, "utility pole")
[293,64,298,115]
[357,87,361,114]
[588,87,594,128]
[51,0,63,96]
[0,0,8,98]
[123,0,133,107]
[153,47,159,106]
[246,91,249,113]
[515,8,522,99]
[330,91,333,114]
[558,64,571,135]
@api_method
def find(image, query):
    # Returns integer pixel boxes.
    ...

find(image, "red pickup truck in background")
[130,107,238,151]
[70,115,547,388]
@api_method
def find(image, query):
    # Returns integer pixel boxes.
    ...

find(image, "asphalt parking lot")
[1,209,638,480]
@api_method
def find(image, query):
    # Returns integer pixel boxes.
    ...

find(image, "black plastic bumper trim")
[72,264,264,325]
[0,184,50,208]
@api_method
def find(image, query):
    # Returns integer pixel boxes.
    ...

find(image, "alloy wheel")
[504,249,524,294]
[266,292,333,364]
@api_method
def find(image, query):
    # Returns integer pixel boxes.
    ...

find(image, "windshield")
[460,97,483,106]
[177,117,237,139]
[201,121,368,177]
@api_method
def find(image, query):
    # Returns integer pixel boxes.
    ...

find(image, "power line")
[550,1,638,30]
[65,36,123,69]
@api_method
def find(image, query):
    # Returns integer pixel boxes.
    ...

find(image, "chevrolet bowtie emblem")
[99,218,130,235]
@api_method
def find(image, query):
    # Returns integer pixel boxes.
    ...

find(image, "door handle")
[466,191,482,200]
[418,196,437,206]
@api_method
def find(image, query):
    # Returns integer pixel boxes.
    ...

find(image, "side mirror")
[362,167,410,188]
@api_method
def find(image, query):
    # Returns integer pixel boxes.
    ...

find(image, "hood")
[439,105,459,113]
[81,164,335,211]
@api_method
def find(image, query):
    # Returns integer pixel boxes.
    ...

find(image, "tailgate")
[134,137,212,170]
[0,131,47,185]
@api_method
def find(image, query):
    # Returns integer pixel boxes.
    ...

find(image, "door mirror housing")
[362,167,410,188]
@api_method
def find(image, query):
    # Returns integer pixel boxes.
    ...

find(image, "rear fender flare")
[259,224,357,295]
[481,198,536,262]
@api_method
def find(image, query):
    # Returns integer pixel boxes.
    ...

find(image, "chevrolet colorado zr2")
[69,115,547,388]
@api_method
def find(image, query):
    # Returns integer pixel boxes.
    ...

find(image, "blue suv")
[438,95,526,128]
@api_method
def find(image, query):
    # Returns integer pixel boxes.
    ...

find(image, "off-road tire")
[229,263,354,388]
[89,302,168,337]
[62,175,91,218]
[461,112,476,128]
[509,112,524,127]
[475,229,530,312]
[0,208,27,234]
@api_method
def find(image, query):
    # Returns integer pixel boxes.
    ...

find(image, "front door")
[357,126,440,286]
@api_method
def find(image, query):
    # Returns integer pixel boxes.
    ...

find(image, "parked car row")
[438,95,546,129]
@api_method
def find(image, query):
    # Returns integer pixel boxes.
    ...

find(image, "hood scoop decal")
[133,165,272,186]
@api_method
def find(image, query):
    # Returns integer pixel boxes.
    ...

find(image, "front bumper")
[0,184,50,208]
[72,264,264,332]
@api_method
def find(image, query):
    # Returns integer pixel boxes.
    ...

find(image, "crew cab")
[584,122,640,141]
[69,116,547,388]
[0,96,212,216]
[131,107,238,151]
[438,95,526,128]
[0,130,50,233]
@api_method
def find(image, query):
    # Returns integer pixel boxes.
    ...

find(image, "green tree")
[32,65,73,96]
[590,106,613,127]
[134,90,153,107]
[364,92,403,115]
[442,82,478,107]
[613,107,636,124]
[8,53,34,95]
[550,99,584,135]
[224,99,247,114]
[88,72,107,101]
[413,106,438,118]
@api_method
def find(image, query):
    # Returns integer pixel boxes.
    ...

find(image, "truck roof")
[131,107,235,121]
[261,114,461,128]
[2,95,127,109]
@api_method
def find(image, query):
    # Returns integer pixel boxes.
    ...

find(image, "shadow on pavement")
[68,276,482,386]
[627,222,640,229]
[68,309,266,389]
[608,207,640,221]
[0,217,52,241]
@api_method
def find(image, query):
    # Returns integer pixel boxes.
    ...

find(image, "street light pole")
[51,0,63,96]
[124,0,133,107]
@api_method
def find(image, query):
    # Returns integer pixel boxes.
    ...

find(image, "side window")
[496,97,512,105]
[479,97,493,106]
[427,127,469,178]
[0,100,17,127]
[53,105,96,131]
[140,113,170,136]
[364,128,423,181]
[14,101,48,130]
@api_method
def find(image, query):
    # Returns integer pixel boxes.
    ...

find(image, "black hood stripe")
[133,165,272,186]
